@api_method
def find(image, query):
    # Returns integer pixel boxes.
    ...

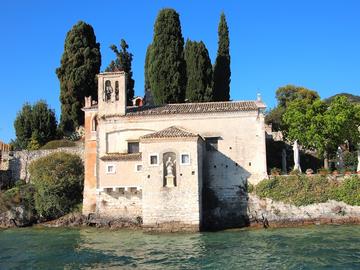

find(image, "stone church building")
[82,71,267,231]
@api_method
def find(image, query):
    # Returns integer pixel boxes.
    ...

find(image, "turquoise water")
[0,225,360,269]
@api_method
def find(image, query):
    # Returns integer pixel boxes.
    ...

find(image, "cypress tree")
[184,40,213,102]
[148,9,186,104]
[105,39,135,105]
[144,44,152,92]
[213,12,231,101]
[56,21,101,133]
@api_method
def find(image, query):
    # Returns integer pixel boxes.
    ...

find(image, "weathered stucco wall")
[9,146,84,182]
[98,112,267,185]
[141,139,203,231]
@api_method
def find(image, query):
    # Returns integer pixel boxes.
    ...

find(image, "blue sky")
[1,0,359,143]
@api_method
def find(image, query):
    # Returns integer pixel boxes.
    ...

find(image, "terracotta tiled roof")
[140,126,198,140]
[126,101,263,117]
[100,152,142,161]
[85,100,266,115]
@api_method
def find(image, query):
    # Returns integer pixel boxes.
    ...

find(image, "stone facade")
[82,71,268,231]
[8,146,84,182]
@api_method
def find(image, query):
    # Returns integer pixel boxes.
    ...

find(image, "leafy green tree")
[56,21,101,133]
[213,12,231,101]
[105,39,135,105]
[184,40,213,102]
[276,84,319,107]
[148,8,186,104]
[265,85,319,131]
[29,152,84,220]
[14,101,57,150]
[283,96,360,168]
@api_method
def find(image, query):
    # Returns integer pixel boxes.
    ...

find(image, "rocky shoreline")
[2,195,360,231]
[247,194,360,229]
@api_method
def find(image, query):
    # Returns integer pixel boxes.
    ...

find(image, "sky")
[1,0,360,143]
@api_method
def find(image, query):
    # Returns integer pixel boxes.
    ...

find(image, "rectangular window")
[205,137,219,151]
[180,153,190,165]
[135,164,143,172]
[106,164,116,174]
[149,154,159,166]
[128,142,139,153]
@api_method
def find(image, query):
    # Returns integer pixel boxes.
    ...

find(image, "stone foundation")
[143,221,200,232]
[96,190,142,222]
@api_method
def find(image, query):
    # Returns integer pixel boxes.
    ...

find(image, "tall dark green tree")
[105,39,135,105]
[56,21,101,133]
[213,12,231,101]
[13,103,33,149]
[148,9,186,104]
[184,40,213,102]
[144,44,152,92]
[13,101,57,150]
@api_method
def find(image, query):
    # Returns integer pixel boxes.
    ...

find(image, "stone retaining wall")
[8,145,84,182]
[96,190,142,221]
[247,194,360,228]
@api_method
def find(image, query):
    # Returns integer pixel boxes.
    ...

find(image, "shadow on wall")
[201,146,251,231]
[8,154,23,182]
[266,139,322,173]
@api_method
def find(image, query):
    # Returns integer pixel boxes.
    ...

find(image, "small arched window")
[104,80,112,102]
[115,81,119,101]
[91,116,98,131]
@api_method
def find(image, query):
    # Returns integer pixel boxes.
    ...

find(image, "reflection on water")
[0,225,360,269]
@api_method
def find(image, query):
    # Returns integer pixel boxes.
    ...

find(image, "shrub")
[270,167,281,176]
[289,169,301,175]
[332,176,360,206]
[247,182,254,193]
[40,139,76,150]
[0,183,36,215]
[255,174,339,206]
[29,152,84,220]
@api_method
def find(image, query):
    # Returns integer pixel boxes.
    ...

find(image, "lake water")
[0,225,359,269]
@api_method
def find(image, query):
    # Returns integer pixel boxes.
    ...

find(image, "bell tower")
[97,71,127,116]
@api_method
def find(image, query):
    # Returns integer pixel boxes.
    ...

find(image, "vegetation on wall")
[184,40,213,102]
[0,181,36,216]
[213,12,231,102]
[29,152,84,220]
[40,139,76,150]
[254,175,360,207]
[148,8,187,105]
[13,101,57,150]
[56,21,101,133]
[105,39,135,105]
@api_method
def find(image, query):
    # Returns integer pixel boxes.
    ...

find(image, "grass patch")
[40,139,76,150]
[255,175,360,207]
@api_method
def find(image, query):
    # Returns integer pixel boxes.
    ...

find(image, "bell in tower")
[97,71,127,116]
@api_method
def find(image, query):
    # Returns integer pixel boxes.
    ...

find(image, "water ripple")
[0,225,360,269]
